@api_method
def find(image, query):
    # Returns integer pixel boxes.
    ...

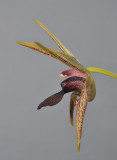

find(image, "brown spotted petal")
[70,93,78,126]
[76,81,87,153]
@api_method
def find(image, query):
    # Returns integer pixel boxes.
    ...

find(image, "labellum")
[16,19,117,153]
[38,76,85,109]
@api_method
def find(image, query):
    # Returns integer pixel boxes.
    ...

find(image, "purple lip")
[37,76,85,110]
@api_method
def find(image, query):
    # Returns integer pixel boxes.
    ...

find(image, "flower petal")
[16,41,86,71]
[61,76,85,93]
[37,90,64,110]
[16,19,89,73]
[33,19,74,57]
[70,93,78,126]
[34,42,84,70]
[60,69,87,79]
[76,81,87,153]
[33,19,88,73]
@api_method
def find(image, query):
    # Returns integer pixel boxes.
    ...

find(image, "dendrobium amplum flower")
[16,19,117,153]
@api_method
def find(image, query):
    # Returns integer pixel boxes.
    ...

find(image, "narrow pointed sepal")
[33,19,74,57]
[15,41,41,51]
[76,81,87,153]
[77,140,81,153]
[70,93,77,126]
[16,19,88,73]
[33,19,88,73]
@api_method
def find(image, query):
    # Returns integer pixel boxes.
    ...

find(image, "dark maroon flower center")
[37,76,85,110]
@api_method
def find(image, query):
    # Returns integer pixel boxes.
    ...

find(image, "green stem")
[87,67,117,79]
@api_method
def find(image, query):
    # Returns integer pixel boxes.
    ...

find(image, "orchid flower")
[16,19,117,153]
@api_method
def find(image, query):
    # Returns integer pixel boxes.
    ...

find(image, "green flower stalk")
[16,19,117,153]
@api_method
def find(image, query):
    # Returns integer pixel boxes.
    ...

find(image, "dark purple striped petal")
[61,76,85,93]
